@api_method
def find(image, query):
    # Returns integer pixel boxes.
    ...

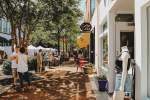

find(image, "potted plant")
[97,75,107,91]
[83,63,93,74]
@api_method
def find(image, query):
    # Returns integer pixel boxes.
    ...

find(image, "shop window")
[102,36,108,66]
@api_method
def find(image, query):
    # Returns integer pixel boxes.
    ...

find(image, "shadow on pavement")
[0,70,96,100]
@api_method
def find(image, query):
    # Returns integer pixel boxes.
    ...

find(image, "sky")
[80,0,86,14]
[78,0,86,24]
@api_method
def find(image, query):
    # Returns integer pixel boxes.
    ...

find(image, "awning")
[0,33,11,41]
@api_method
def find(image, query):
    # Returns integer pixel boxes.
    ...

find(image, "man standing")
[37,49,43,73]
[17,47,31,89]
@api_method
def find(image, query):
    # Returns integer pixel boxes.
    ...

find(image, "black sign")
[80,22,92,32]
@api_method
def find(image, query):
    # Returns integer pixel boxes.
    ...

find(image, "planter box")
[98,80,107,91]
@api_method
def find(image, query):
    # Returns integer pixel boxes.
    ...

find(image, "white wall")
[99,0,111,24]
[135,0,150,100]
[99,0,107,23]
[97,0,136,94]
[93,0,150,99]
[91,9,97,27]
[107,12,116,93]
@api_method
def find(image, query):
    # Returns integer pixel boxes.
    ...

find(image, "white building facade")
[134,0,150,100]
[91,0,150,100]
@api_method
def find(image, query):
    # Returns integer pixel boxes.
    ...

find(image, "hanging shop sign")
[80,22,92,32]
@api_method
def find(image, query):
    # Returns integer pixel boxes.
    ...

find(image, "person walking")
[17,47,31,89]
[77,51,84,72]
[48,52,53,67]
[37,49,43,73]
[10,46,19,87]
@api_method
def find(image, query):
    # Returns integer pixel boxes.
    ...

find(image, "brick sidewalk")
[0,65,95,100]
[55,65,112,100]
[46,65,112,100]
[0,64,112,100]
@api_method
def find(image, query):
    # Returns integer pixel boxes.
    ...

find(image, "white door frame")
[115,22,134,56]
[135,1,150,99]
[140,1,150,99]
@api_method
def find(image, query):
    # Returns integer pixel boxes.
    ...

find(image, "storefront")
[90,0,135,94]
[90,0,150,99]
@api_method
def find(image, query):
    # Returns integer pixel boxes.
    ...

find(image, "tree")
[0,0,20,49]
[41,0,82,53]
[20,0,45,47]
[0,0,82,52]
[30,26,57,47]
[0,0,44,48]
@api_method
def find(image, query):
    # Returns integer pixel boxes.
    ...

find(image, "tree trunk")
[63,36,64,52]
[57,31,60,54]
[24,27,31,48]
[65,40,68,52]
[11,23,17,51]
[22,28,26,47]
[18,24,22,47]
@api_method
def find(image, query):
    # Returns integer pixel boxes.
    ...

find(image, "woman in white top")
[10,46,19,86]
[17,47,30,88]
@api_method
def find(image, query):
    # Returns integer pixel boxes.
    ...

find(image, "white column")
[107,12,116,93]
[135,0,149,100]
[95,0,100,75]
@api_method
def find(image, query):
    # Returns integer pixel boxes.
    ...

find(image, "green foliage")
[0,0,83,48]
[30,26,57,47]
[97,75,107,80]
[30,0,82,48]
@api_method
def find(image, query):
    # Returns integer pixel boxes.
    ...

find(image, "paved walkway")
[55,65,112,100]
[43,64,112,100]
[0,64,112,100]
